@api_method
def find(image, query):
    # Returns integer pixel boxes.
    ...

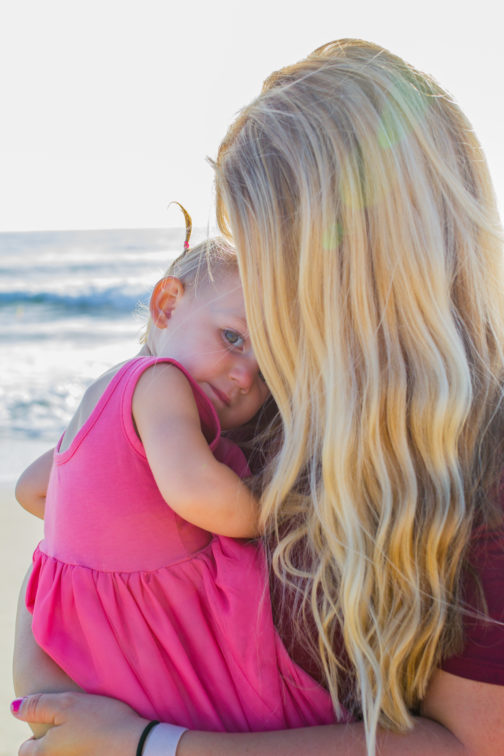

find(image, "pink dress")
[26,357,347,731]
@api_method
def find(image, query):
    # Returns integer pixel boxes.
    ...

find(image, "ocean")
[0,228,206,483]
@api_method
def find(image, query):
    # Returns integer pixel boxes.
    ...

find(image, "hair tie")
[169,201,192,255]
[137,721,188,756]
[136,721,160,756]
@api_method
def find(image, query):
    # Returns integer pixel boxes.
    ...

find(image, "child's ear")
[149,277,185,329]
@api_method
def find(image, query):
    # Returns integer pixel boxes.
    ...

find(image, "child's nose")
[230,358,259,393]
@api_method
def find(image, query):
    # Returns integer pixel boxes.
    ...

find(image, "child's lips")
[209,384,231,406]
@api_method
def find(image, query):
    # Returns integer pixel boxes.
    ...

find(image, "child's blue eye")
[222,329,244,349]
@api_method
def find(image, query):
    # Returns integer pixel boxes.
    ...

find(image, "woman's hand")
[11,692,148,756]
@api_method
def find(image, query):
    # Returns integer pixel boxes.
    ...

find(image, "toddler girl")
[15,232,343,733]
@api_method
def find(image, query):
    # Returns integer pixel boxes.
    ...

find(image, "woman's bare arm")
[177,671,503,755]
[11,670,504,755]
[13,569,82,738]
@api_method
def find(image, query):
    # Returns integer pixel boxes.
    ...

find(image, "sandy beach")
[0,482,44,755]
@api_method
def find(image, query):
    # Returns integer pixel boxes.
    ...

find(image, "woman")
[12,39,504,755]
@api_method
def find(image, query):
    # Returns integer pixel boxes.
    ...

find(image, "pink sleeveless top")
[26,357,348,731]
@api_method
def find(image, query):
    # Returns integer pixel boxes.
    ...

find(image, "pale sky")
[0,0,502,232]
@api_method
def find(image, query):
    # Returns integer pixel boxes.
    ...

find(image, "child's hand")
[15,448,54,519]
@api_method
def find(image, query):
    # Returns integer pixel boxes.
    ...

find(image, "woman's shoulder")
[441,486,504,685]
[467,481,504,575]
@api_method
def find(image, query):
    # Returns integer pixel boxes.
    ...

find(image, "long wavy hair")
[214,39,504,753]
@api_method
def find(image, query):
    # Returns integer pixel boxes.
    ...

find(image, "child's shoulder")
[133,360,195,409]
[132,357,221,447]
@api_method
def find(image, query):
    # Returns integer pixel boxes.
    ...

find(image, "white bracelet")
[143,722,188,756]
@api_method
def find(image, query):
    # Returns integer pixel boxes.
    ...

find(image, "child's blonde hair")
[141,236,238,345]
[215,39,504,753]
[140,234,278,468]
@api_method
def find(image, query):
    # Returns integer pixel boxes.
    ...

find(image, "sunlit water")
[0,228,205,482]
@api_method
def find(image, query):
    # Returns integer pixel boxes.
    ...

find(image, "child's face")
[152,270,269,429]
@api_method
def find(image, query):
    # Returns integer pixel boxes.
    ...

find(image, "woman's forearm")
[14,594,81,695]
[175,718,466,756]
[177,669,504,755]
[11,668,501,755]
[8,689,478,756]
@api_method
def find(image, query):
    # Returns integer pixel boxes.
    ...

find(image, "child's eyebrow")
[219,307,248,328]
[216,310,249,333]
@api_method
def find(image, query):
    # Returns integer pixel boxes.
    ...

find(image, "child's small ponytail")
[169,201,192,253]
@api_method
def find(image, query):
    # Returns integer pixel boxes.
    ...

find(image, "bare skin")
[11,623,504,756]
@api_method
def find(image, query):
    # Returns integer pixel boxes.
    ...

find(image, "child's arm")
[15,448,54,519]
[133,363,260,538]
[13,569,83,737]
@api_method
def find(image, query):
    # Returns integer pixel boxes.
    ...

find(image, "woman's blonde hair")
[215,39,504,753]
